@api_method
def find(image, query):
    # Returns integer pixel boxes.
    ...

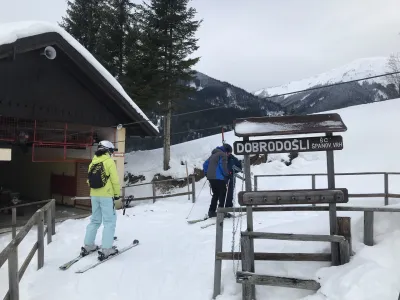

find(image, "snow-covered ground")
[254,57,390,98]
[2,99,400,299]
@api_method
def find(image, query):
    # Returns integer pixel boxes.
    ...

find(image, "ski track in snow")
[3,99,400,299]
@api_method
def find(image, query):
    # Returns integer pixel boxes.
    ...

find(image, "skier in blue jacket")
[203,143,232,218]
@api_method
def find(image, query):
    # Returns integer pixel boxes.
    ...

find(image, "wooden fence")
[122,175,197,203]
[254,172,400,205]
[213,204,400,299]
[0,199,56,300]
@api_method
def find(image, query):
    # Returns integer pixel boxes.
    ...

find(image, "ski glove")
[113,196,120,201]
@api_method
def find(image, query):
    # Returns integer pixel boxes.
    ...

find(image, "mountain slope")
[254,57,400,114]
[126,72,285,151]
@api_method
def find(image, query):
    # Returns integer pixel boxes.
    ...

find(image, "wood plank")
[337,217,352,255]
[18,242,38,280]
[212,212,224,300]
[217,252,331,261]
[384,173,389,205]
[236,271,321,290]
[238,188,348,206]
[348,193,386,198]
[11,208,16,239]
[339,240,350,264]
[0,212,39,268]
[124,177,189,188]
[218,206,400,213]
[256,172,391,177]
[364,211,374,246]
[388,193,400,199]
[46,209,52,244]
[152,183,156,203]
[242,231,346,243]
[51,200,56,235]
[191,175,196,203]
[241,235,252,300]
[37,210,44,270]
[7,246,19,300]
[129,192,192,202]
[0,200,51,213]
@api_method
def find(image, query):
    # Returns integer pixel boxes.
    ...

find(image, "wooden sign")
[234,135,343,155]
[238,188,349,206]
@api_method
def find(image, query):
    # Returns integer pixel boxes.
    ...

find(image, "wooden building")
[0,22,158,209]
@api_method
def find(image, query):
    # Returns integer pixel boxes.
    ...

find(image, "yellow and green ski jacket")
[87,153,121,198]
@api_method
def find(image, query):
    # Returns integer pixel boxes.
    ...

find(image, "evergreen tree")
[59,0,107,56]
[135,0,202,170]
[99,0,136,79]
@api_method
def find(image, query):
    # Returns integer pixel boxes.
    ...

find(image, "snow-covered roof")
[0,21,159,134]
[234,113,347,137]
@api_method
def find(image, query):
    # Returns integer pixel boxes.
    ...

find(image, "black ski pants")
[208,179,229,213]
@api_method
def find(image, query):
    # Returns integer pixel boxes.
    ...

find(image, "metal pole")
[326,133,339,266]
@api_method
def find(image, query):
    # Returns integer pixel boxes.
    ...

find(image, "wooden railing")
[213,205,400,299]
[254,172,400,205]
[122,175,197,203]
[71,176,197,211]
[0,199,56,300]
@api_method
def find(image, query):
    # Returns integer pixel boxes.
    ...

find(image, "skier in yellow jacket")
[81,140,121,261]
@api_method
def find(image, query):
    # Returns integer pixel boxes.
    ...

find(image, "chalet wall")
[0,50,121,127]
[0,147,75,202]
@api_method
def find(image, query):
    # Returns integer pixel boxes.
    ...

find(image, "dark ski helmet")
[223,143,232,153]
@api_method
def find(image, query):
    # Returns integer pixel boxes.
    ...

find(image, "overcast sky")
[1,0,400,92]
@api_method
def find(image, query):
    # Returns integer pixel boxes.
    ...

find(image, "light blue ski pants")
[84,196,116,249]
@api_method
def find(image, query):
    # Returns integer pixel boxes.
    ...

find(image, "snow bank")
[127,97,400,190]
[305,211,400,300]
[234,119,344,136]
[0,21,158,133]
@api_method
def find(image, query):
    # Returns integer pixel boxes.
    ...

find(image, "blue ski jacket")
[228,154,242,178]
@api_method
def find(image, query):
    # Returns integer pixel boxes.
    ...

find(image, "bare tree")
[386,53,400,91]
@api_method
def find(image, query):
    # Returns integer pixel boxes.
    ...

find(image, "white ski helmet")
[98,140,116,153]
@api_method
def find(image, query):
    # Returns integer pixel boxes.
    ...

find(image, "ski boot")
[224,213,233,218]
[208,211,217,218]
[80,244,99,257]
[98,246,118,261]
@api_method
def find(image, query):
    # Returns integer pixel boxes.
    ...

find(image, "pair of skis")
[187,213,246,229]
[59,239,139,273]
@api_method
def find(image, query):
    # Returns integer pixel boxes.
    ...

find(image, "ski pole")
[185,179,208,219]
